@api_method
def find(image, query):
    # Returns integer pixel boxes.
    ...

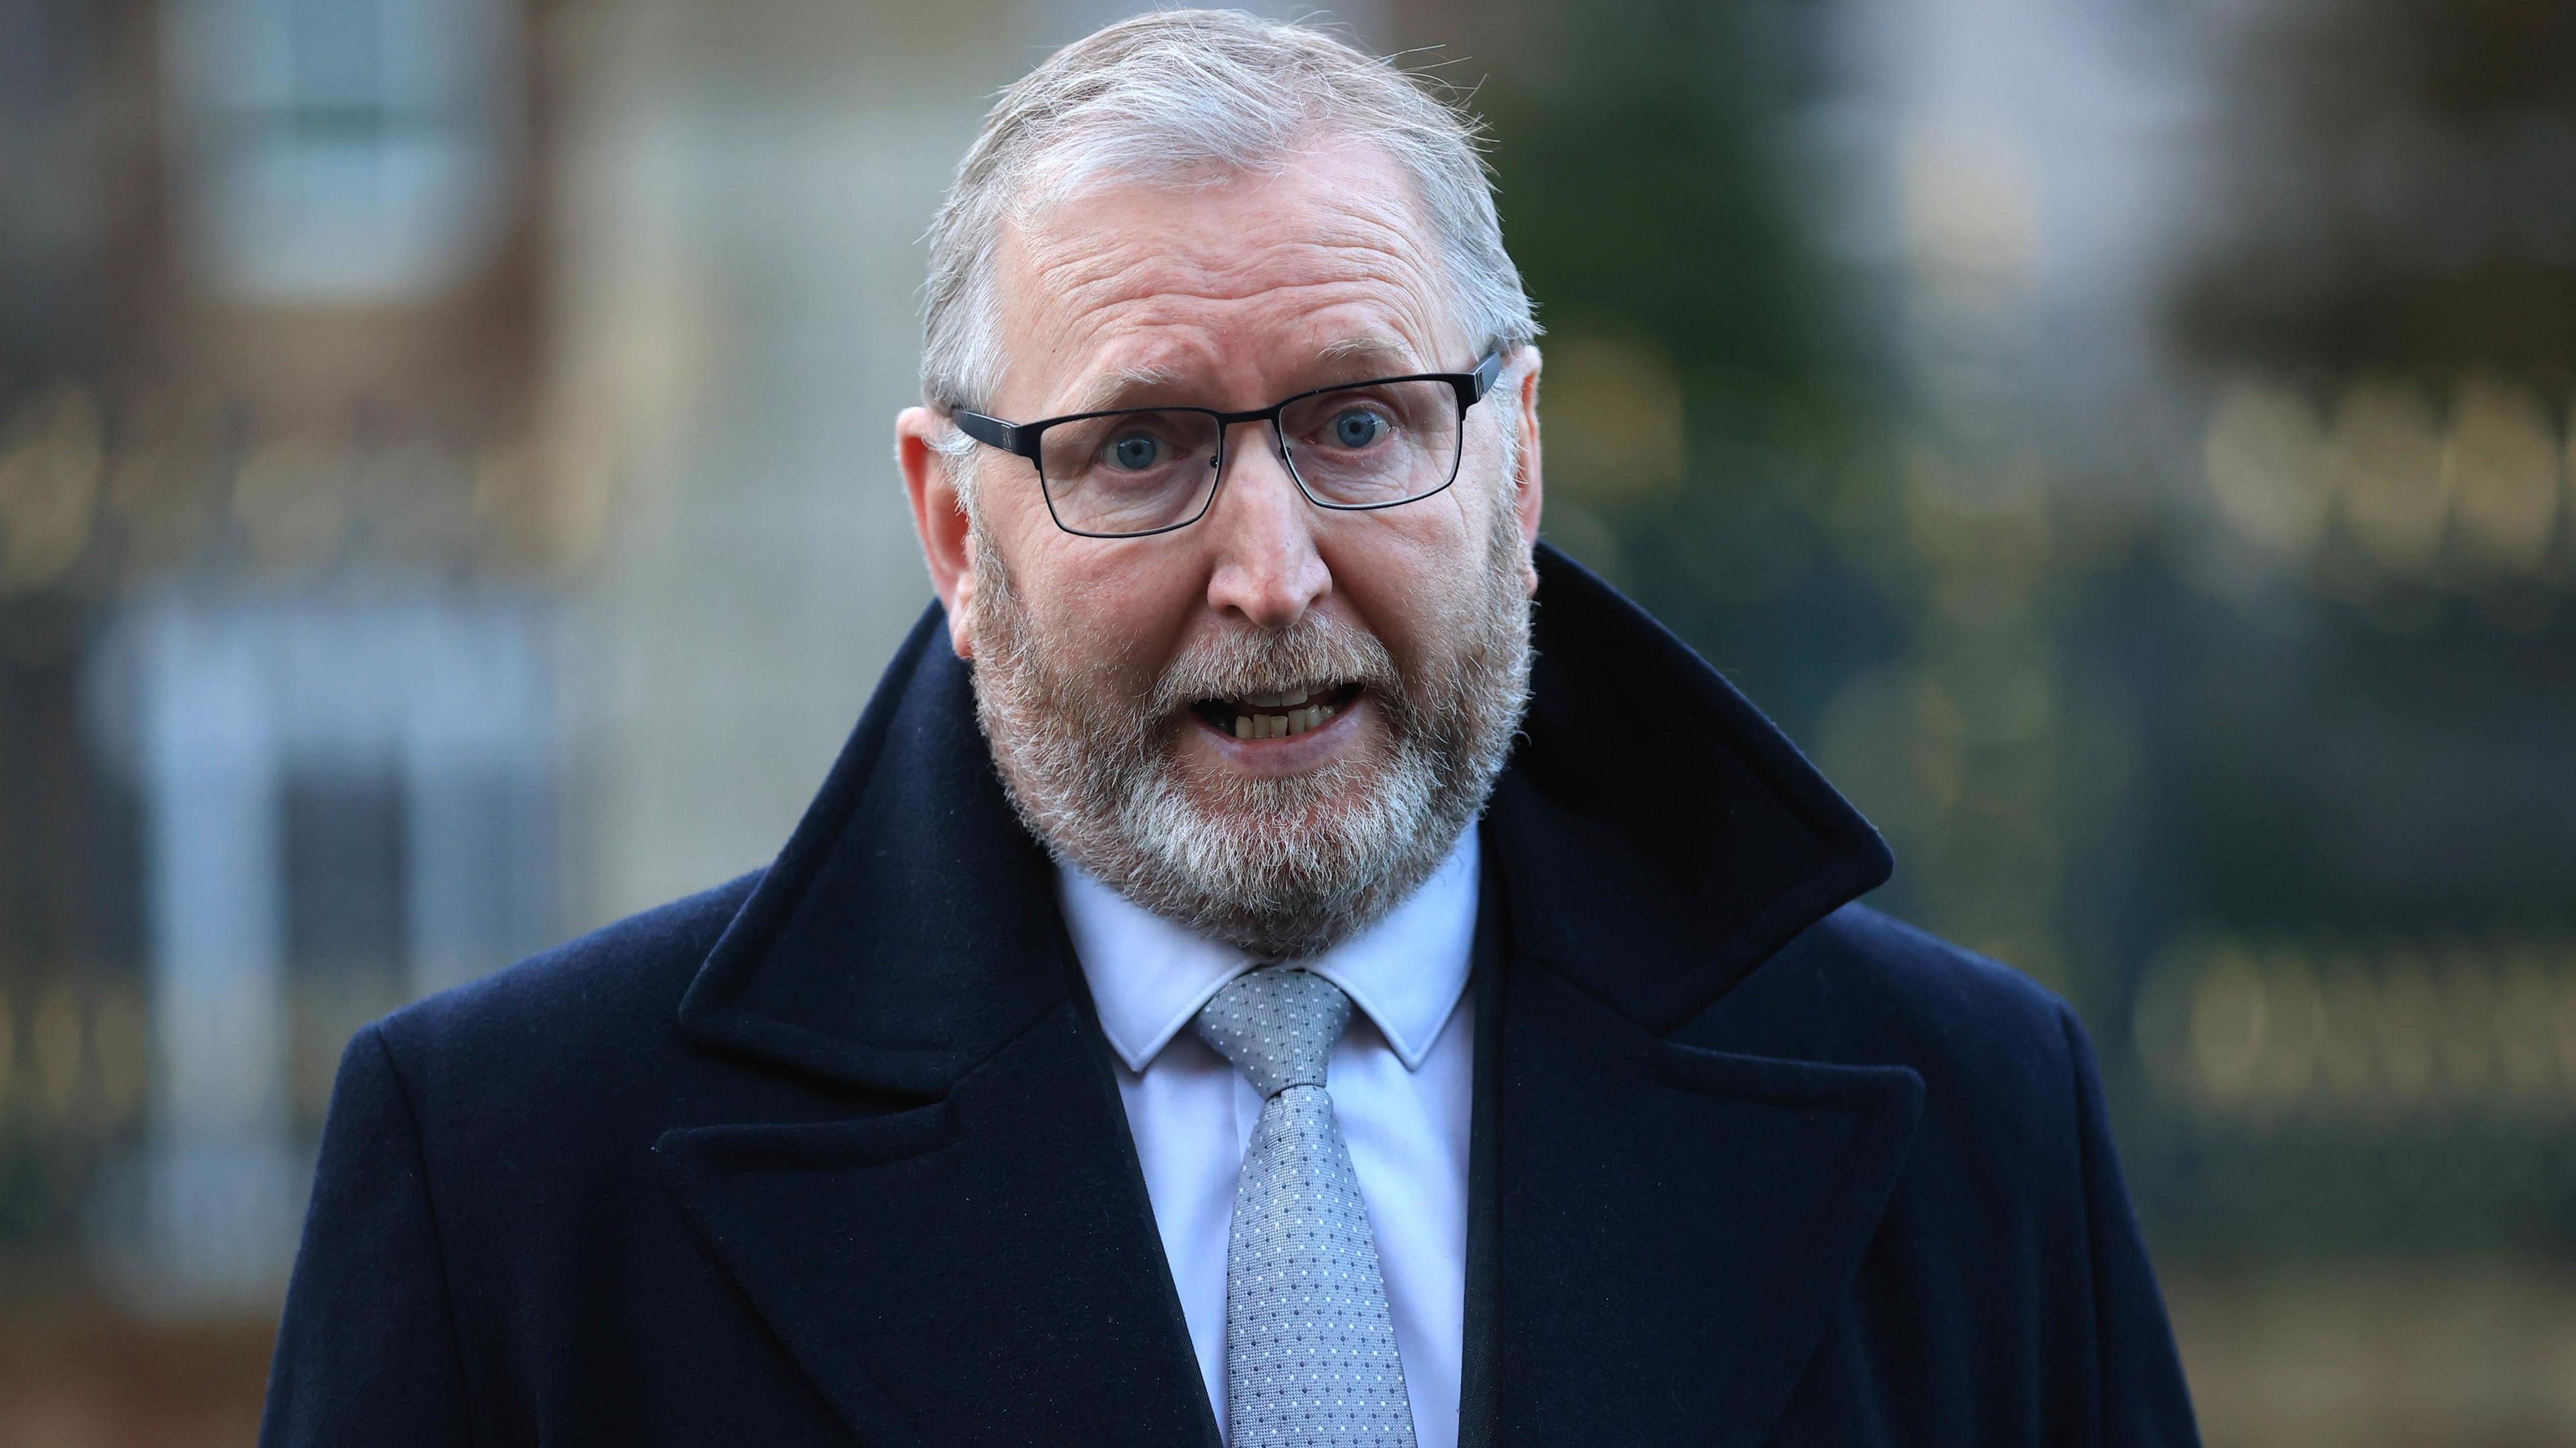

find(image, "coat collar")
[1467,549,1915,1446]
[1491,544,1894,1027]
[672,596,1066,1098]
[659,543,1919,1447]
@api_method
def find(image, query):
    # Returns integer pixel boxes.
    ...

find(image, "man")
[262,11,2199,1447]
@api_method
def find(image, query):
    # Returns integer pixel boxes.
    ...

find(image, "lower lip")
[1185,691,1372,775]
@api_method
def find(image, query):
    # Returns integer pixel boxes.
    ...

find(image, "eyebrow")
[1313,334,1421,373]
[1051,335,1430,419]
[1061,362,1183,416]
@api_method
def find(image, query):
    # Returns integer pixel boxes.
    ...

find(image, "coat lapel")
[655,998,1216,1446]
[1478,549,1921,1446]
[655,608,1217,1445]
[1489,960,1922,1447]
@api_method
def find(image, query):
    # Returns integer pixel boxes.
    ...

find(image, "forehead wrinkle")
[995,171,1455,411]
[1016,164,1436,325]
[1036,229,1433,318]
[1022,141,1429,284]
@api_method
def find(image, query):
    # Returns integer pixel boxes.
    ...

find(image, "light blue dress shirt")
[1056,831,1479,1448]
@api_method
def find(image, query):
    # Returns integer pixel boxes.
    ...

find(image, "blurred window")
[281,769,408,1138]
[73,595,558,1312]
[164,0,520,300]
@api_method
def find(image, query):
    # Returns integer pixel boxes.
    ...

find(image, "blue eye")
[1329,408,1388,449]
[1110,433,1163,470]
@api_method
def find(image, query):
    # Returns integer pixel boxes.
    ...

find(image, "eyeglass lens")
[1036,379,1463,537]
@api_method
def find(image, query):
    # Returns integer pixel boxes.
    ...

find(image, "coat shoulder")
[1746,907,2200,1442]
[1703,902,2094,1168]
[1799,902,2076,1052]
[368,869,763,1112]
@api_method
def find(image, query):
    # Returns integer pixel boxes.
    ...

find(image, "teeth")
[1219,695,1346,742]
[1242,689,1312,710]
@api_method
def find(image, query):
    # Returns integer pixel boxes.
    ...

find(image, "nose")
[1201,425,1330,630]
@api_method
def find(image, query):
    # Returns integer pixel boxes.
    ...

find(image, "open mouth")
[1191,682,1365,741]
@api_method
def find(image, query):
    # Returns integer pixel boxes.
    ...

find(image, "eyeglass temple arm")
[1460,350,1504,408]
[952,410,1039,460]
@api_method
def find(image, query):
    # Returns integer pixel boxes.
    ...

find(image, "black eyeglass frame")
[950,350,1506,539]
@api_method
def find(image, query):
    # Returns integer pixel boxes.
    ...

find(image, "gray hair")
[920,8,1539,430]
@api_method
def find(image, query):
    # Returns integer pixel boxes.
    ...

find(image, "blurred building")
[4,0,564,1315]
[0,0,1022,1327]
[3,0,2574,1443]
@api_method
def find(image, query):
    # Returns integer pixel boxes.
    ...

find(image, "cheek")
[1037,556,1201,681]
[1326,508,1488,652]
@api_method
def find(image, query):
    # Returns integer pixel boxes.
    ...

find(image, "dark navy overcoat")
[262,545,2201,1446]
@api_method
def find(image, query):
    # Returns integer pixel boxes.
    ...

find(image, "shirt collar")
[1057,828,1480,1074]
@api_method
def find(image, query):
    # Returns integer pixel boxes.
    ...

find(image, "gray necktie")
[1193,966,1418,1448]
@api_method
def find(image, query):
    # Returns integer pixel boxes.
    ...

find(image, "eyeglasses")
[951,351,1505,539]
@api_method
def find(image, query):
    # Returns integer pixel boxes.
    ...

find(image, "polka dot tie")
[1193,967,1419,1448]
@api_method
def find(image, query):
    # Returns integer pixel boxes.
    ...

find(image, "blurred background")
[1,0,2571,1441]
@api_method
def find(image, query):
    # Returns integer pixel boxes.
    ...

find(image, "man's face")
[899,137,1544,958]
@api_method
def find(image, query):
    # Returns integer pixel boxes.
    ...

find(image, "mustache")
[1144,614,1405,719]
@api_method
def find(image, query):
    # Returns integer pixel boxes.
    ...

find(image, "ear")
[896,406,980,659]
[1505,347,1544,597]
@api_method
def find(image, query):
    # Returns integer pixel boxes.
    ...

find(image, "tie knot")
[1190,966,1352,1098]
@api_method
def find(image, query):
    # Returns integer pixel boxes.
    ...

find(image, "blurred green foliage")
[1472,0,1902,740]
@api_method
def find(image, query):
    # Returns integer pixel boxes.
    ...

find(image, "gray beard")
[965,506,1532,960]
